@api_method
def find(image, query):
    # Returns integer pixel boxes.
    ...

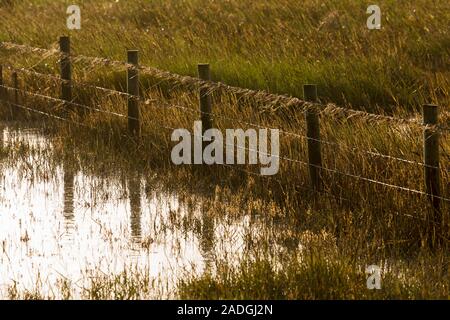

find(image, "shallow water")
[0,124,284,299]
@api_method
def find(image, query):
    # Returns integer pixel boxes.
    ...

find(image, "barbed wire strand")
[212,164,448,229]
[218,162,352,203]
[0,98,145,144]
[0,84,135,120]
[0,41,435,130]
[2,64,140,100]
[3,101,86,127]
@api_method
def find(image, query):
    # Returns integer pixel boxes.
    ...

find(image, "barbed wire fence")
[0,38,448,242]
[3,64,448,167]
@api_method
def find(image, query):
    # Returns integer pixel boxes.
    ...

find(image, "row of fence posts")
[197,66,443,239]
[0,36,444,241]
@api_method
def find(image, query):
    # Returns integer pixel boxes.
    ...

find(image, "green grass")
[1,0,449,110]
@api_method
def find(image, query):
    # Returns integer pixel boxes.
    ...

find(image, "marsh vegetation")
[0,0,448,299]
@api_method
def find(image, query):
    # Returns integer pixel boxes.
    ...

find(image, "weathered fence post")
[198,64,212,133]
[59,36,72,112]
[0,65,7,118]
[127,50,140,138]
[423,104,441,243]
[11,71,19,119]
[304,84,322,191]
[0,65,3,107]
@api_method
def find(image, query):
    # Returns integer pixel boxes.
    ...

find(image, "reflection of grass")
[0,0,449,299]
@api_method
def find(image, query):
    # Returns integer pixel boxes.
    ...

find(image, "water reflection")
[199,204,215,273]
[63,164,75,241]
[128,173,142,244]
[0,124,293,299]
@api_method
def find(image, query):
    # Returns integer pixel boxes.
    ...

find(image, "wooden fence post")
[127,50,140,138]
[0,65,8,118]
[11,71,19,119]
[304,84,322,191]
[423,104,441,242]
[0,65,3,108]
[59,36,72,112]
[198,64,212,133]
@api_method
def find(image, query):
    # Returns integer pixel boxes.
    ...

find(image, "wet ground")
[0,123,285,298]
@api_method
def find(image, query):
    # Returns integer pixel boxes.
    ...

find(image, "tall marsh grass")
[0,0,448,299]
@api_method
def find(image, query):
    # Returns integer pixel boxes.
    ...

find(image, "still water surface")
[0,124,280,298]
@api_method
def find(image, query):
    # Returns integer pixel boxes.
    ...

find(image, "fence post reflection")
[199,204,215,273]
[129,173,142,243]
[63,164,75,239]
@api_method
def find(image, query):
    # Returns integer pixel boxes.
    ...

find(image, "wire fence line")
[0,84,136,120]
[0,41,448,206]
[1,91,449,204]
[0,99,143,143]
[221,163,450,224]
[1,73,444,172]
[0,96,408,210]
[2,63,141,100]
[1,41,442,130]
[159,101,444,170]
[123,119,450,203]
[198,161,448,230]
[0,66,445,171]
[3,100,86,127]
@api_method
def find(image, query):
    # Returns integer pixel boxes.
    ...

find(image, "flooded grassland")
[0,121,448,299]
[0,123,300,299]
